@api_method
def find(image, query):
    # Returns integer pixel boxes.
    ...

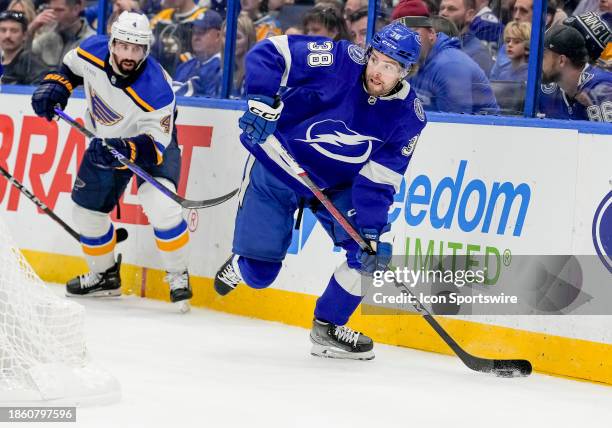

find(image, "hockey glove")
[239,95,284,144]
[354,224,393,276]
[89,134,162,169]
[31,73,73,121]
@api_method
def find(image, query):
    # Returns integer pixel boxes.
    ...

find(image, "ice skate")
[310,319,374,360]
[66,254,122,297]
[166,270,192,313]
[214,255,242,296]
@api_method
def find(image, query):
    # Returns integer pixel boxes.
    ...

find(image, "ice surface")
[23,284,612,428]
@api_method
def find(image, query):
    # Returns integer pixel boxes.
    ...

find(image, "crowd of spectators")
[0,0,610,122]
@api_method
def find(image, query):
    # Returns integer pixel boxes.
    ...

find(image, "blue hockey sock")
[237,256,282,289]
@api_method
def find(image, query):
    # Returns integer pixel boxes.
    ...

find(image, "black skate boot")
[310,319,374,360]
[66,254,122,297]
[166,270,192,302]
[166,270,192,313]
[214,255,242,296]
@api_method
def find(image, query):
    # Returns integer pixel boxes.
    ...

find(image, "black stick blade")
[492,359,533,378]
[181,188,239,209]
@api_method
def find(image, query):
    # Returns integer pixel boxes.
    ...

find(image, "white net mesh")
[0,216,120,404]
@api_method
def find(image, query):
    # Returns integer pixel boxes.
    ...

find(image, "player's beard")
[112,53,139,76]
[364,71,400,97]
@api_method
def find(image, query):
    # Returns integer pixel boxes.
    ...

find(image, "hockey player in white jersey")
[31,12,192,306]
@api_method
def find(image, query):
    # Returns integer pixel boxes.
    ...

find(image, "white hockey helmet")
[109,11,153,58]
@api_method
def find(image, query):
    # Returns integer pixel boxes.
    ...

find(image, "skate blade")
[310,343,375,361]
[65,289,122,298]
[175,300,191,314]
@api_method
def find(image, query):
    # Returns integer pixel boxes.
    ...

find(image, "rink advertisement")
[1,93,611,384]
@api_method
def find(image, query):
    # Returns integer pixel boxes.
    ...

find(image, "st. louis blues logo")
[593,191,612,274]
[297,119,380,164]
[89,85,123,126]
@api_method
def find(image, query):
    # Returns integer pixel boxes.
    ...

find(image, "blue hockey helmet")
[369,22,421,68]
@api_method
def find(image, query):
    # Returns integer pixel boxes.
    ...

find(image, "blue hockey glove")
[31,73,73,121]
[239,95,284,144]
[355,224,393,276]
[89,135,161,169]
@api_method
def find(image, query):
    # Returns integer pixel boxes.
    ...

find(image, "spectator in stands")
[512,0,533,22]
[541,24,612,121]
[440,0,495,75]
[391,0,430,21]
[398,15,499,113]
[149,0,207,75]
[7,0,35,39]
[220,12,257,98]
[547,0,568,28]
[240,0,282,41]
[431,15,460,37]
[303,4,350,40]
[30,0,94,68]
[600,0,612,12]
[0,10,47,84]
[490,20,530,80]
[343,0,367,25]
[564,11,611,63]
[106,0,140,32]
[347,7,368,47]
[490,0,532,81]
[539,13,612,117]
[470,0,504,49]
[174,9,222,97]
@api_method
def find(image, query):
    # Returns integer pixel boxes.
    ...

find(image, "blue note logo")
[593,191,612,274]
[297,119,380,164]
[89,85,123,126]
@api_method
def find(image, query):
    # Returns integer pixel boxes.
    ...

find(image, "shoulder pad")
[77,35,109,69]
[124,60,174,112]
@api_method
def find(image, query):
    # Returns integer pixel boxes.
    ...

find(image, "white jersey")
[63,35,176,159]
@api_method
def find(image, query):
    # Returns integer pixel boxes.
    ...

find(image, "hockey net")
[0,216,120,404]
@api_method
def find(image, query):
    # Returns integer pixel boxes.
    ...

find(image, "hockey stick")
[0,165,128,243]
[267,137,532,378]
[54,108,239,210]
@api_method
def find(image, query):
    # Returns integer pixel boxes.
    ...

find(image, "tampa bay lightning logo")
[541,82,558,95]
[348,44,366,64]
[593,191,612,274]
[297,119,380,164]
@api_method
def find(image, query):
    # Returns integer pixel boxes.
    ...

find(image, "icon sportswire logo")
[297,119,381,164]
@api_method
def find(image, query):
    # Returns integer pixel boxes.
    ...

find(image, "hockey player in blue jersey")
[214,22,427,360]
[541,24,612,122]
[30,12,193,307]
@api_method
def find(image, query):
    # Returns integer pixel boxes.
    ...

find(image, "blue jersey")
[410,33,499,114]
[538,65,612,122]
[573,64,612,122]
[174,53,221,97]
[242,35,427,232]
